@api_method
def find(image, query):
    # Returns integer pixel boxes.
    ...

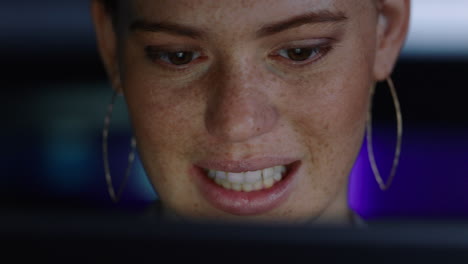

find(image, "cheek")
[279,48,373,196]
[285,71,370,142]
[121,74,208,209]
[120,65,207,194]
[286,27,375,143]
[120,40,205,153]
[123,74,204,153]
[279,75,370,219]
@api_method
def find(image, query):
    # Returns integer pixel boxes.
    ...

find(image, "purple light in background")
[349,125,468,220]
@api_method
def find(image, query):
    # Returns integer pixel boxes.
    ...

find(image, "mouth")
[191,159,301,216]
[206,165,287,192]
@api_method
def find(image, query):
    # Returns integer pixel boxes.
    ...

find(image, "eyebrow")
[257,10,348,37]
[129,10,348,39]
[130,20,204,39]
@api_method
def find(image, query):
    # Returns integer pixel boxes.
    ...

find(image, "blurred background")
[1,0,467,220]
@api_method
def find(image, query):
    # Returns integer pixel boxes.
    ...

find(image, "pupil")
[169,51,193,65]
[287,48,313,61]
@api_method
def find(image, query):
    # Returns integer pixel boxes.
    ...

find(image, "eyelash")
[145,47,204,70]
[272,45,332,66]
[145,44,332,70]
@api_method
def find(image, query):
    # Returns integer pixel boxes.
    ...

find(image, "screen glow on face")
[114,0,380,222]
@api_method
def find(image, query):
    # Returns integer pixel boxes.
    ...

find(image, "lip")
[195,157,298,173]
[190,158,301,216]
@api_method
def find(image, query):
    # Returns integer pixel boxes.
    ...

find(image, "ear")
[90,0,122,93]
[373,0,411,81]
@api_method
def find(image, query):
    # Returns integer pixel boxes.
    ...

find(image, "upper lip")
[195,157,298,173]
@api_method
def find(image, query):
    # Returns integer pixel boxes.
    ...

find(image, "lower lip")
[190,161,301,216]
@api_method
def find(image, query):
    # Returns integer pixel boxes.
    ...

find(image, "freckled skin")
[92,0,410,223]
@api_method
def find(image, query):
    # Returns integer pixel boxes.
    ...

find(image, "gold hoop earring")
[366,77,403,191]
[102,91,137,203]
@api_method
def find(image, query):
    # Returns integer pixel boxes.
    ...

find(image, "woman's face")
[111,0,381,223]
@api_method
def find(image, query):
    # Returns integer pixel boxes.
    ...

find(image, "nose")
[204,62,278,143]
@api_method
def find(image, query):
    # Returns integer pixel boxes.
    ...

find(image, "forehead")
[125,0,371,27]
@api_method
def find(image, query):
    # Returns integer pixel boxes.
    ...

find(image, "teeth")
[274,165,286,174]
[232,183,242,191]
[208,170,216,179]
[273,173,282,182]
[228,172,244,183]
[206,165,287,192]
[215,178,223,185]
[216,171,227,180]
[253,181,263,190]
[262,167,274,179]
[244,171,262,183]
[263,177,274,188]
[242,183,253,192]
[221,181,232,190]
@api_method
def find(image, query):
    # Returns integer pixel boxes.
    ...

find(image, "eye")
[163,51,200,65]
[146,48,202,66]
[278,47,321,62]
